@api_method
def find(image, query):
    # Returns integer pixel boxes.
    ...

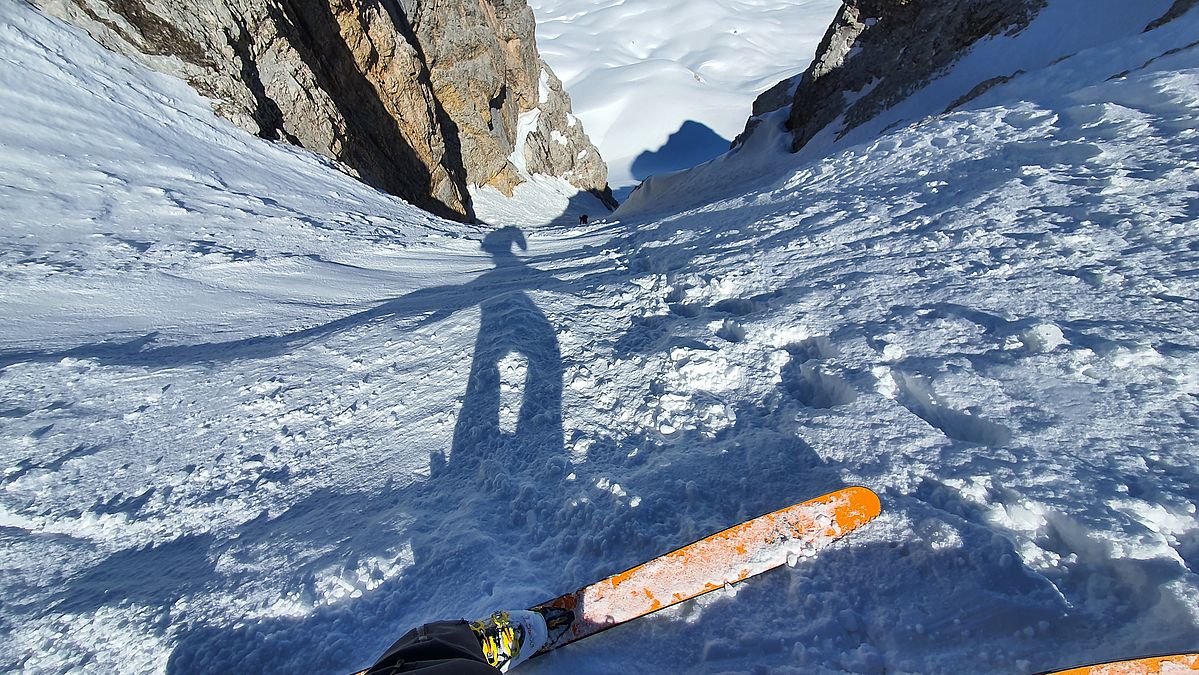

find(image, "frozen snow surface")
[526,0,841,192]
[3,1,1199,674]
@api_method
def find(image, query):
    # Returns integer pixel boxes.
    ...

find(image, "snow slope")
[801,0,1189,165]
[2,1,1199,674]
[527,0,841,192]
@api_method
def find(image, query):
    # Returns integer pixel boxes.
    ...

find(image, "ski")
[530,485,882,655]
[1038,653,1199,674]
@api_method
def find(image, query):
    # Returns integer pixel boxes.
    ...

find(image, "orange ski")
[532,485,882,653]
[1040,653,1199,674]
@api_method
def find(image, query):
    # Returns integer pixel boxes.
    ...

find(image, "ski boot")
[469,610,548,672]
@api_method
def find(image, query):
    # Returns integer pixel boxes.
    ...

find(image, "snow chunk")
[872,366,899,400]
[669,347,744,392]
[1020,323,1068,353]
[1111,346,1166,369]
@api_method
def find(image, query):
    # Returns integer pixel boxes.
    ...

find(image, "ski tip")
[837,485,882,524]
[1038,652,1199,674]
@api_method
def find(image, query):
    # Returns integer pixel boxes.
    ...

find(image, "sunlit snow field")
[1,1,1198,674]
[527,0,840,193]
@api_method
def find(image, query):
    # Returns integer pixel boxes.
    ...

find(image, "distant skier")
[360,609,552,674]
[578,214,588,224]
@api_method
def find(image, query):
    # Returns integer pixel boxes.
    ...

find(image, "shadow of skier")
[397,226,570,608]
[442,226,564,473]
[154,226,856,673]
[157,226,571,673]
[0,227,580,369]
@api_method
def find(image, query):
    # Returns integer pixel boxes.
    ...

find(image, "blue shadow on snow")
[630,120,731,181]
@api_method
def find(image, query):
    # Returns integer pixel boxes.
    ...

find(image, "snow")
[470,174,613,229]
[805,0,1182,163]
[527,0,842,191]
[2,1,1199,674]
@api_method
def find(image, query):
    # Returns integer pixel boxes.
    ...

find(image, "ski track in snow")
[2,2,1199,674]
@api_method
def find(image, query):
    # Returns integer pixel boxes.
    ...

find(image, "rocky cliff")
[737,0,1048,153]
[1146,0,1199,31]
[739,0,1199,157]
[33,0,614,221]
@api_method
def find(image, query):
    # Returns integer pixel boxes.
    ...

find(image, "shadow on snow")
[119,226,830,673]
[23,157,1167,671]
[631,120,731,182]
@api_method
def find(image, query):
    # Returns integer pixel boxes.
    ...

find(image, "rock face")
[737,0,1048,154]
[33,0,614,220]
[1146,0,1199,31]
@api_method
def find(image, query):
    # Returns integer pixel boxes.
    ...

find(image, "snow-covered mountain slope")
[527,0,841,192]
[620,0,1197,216]
[786,0,1182,162]
[2,1,1199,674]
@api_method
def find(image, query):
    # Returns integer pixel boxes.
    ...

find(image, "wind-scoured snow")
[2,1,1199,675]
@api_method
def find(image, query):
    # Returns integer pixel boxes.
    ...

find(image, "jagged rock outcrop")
[404,0,615,208]
[32,0,614,220]
[1146,0,1199,31]
[523,67,612,205]
[736,0,1047,154]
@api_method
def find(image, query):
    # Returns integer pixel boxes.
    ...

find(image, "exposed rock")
[32,0,613,220]
[1146,0,1199,31]
[522,67,619,209]
[752,76,802,118]
[730,74,801,148]
[406,0,613,206]
[944,70,1025,113]
[735,0,1046,154]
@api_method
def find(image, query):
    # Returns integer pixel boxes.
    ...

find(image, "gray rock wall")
[1146,0,1199,31]
[736,0,1047,155]
[33,0,614,220]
